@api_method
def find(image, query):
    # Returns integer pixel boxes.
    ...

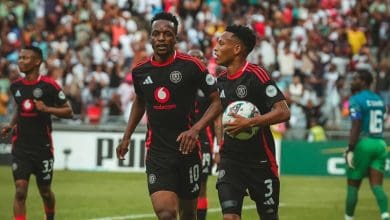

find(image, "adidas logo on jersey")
[143,76,153,85]
[15,90,21,97]
[263,197,275,205]
[220,90,225,98]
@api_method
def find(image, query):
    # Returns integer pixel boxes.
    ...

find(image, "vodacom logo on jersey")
[153,87,176,110]
[21,99,38,117]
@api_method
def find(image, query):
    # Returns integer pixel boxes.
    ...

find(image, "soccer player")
[344,70,389,220]
[116,12,222,220]
[188,49,215,220]
[1,46,74,220]
[213,25,290,220]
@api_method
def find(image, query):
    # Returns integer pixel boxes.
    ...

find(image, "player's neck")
[226,58,247,76]
[25,72,40,81]
[152,51,175,63]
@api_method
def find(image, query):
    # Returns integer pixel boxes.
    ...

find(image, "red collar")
[227,62,248,80]
[150,51,176,67]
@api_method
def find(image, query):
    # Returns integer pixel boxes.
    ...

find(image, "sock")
[345,185,358,217]
[372,185,388,219]
[45,206,55,220]
[197,197,208,220]
[14,215,26,220]
[345,214,354,220]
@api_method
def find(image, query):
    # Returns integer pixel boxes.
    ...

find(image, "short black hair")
[357,70,373,86]
[24,46,43,60]
[151,12,179,34]
[226,24,256,54]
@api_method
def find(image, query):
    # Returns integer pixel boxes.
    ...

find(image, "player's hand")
[116,139,130,160]
[344,149,354,169]
[213,152,221,165]
[177,128,199,154]
[224,113,251,136]
[1,124,12,138]
[34,100,48,112]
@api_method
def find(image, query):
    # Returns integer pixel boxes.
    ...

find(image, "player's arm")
[34,100,74,119]
[1,105,18,138]
[345,119,361,168]
[177,91,222,154]
[116,94,146,160]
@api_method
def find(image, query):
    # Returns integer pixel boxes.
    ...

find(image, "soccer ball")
[222,100,260,140]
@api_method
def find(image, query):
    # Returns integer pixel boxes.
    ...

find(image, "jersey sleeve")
[196,67,218,98]
[349,96,362,120]
[52,84,68,106]
[253,76,285,110]
[132,70,144,98]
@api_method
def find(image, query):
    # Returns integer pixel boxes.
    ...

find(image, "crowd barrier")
[0,125,389,177]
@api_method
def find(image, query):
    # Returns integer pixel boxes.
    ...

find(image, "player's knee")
[14,188,27,202]
[222,213,240,220]
[258,209,279,220]
[155,209,177,220]
[39,188,53,201]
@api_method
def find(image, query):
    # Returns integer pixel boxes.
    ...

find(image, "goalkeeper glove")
[344,149,354,169]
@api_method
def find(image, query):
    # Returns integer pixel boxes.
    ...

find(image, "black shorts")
[146,150,201,200]
[216,158,279,216]
[12,149,54,186]
[200,141,213,181]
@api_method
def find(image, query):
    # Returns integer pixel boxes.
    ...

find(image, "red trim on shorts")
[145,129,152,150]
[197,197,208,209]
[206,126,214,152]
[47,126,54,156]
[261,131,279,177]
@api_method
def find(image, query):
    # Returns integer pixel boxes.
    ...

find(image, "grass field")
[0,166,387,220]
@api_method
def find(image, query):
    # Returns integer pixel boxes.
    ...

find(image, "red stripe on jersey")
[12,77,23,84]
[176,53,207,72]
[150,51,177,67]
[132,57,150,70]
[261,131,279,178]
[40,76,62,91]
[247,64,270,83]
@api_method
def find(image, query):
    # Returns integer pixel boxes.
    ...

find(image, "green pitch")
[0,166,387,220]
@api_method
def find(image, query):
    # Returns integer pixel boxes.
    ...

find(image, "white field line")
[88,204,267,220]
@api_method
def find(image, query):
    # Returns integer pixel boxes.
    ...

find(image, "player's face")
[151,20,176,58]
[350,72,363,93]
[214,32,239,67]
[18,49,41,73]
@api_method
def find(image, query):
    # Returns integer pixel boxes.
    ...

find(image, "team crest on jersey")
[206,74,215,85]
[170,71,182,84]
[154,87,170,104]
[149,174,156,184]
[58,91,66,100]
[236,85,247,98]
[33,88,43,98]
[266,85,277,97]
[22,99,34,112]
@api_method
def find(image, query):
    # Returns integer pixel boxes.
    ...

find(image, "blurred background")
[0,0,389,219]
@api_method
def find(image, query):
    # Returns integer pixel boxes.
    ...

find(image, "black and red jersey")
[132,51,217,155]
[216,62,285,171]
[10,75,68,154]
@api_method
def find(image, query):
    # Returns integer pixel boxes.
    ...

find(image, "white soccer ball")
[222,100,260,140]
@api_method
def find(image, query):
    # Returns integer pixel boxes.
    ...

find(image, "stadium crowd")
[0,0,389,134]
